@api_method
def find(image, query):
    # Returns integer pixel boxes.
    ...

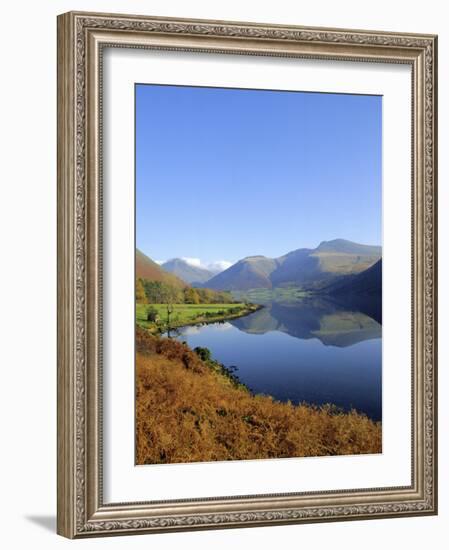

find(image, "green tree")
[142,280,183,303]
[184,287,200,304]
[136,278,147,304]
[197,288,213,303]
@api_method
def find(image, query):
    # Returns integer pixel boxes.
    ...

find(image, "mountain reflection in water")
[231,297,381,348]
[173,297,382,420]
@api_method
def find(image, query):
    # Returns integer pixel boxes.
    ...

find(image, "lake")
[171,297,382,421]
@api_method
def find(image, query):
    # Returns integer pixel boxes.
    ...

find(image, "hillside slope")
[206,256,279,291]
[272,239,381,288]
[324,259,382,296]
[136,328,381,464]
[136,249,186,287]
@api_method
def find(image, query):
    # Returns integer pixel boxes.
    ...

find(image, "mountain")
[136,249,186,287]
[320,259,382,322]
[205,239,381,291]
[205,256,279,291]
[324,259,382,297]
[161,258,214,285]
[272,240,381,288]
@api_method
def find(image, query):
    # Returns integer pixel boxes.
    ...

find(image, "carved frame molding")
[57,11,437,538]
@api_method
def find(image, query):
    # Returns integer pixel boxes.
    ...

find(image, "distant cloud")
[208,260,233,272]
[139,251,232,272]
[179,257,233,273]
[181,257,202,268]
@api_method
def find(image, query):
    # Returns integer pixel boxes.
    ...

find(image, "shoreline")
[135,326,382,463]
[143,303,264,335]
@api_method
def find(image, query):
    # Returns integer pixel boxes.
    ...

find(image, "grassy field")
[136,302,260,331]
[135,328,382,464]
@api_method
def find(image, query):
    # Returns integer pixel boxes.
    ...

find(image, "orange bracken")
[135,327,381,464]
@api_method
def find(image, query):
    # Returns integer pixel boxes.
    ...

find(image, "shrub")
[146,306,159,322]
[194,346,211,362]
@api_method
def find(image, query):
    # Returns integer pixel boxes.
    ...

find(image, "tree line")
[136,278,234,304]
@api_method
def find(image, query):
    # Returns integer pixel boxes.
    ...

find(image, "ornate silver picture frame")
[57,11,437,538]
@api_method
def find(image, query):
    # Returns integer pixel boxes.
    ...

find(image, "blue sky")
[136,84,382,268]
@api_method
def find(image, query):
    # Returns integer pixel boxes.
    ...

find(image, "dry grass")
[135,328,381,464]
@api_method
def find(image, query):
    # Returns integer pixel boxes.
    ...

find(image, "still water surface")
[172,298,382,421]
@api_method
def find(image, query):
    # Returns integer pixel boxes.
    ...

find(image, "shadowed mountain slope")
[322,259,382,323]
[324,259,382,297]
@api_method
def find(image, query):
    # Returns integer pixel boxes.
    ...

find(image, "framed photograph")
[57,11,438,538]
